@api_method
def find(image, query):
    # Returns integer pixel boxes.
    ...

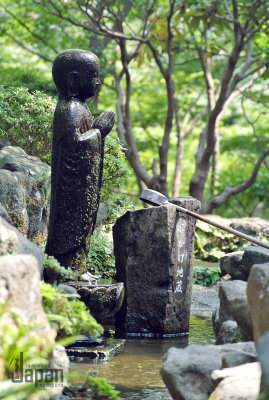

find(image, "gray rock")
[0,169,29,234]
[213,280,253,344]
[0,146,50,241]
[161,342,256,400]
[0,145,48,176]
[230,218,269,237]
[221,341,257,368]
[0,217,18,255]
[56,284,79,300]
[257,331,269,399]
[96,202,109,227]
[0,217,44,275]
[114,197,200,336]
[0,254,52,337]
[210,362,261,400]
[242,246,269,279]
[161,344,222,400]
[217,320,242,344]
[0,203,12,224]
[220,251,246,280]
[247,262,269,343]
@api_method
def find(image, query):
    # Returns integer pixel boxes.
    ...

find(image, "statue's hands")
[79,117,92,134]
[92,112,115,137]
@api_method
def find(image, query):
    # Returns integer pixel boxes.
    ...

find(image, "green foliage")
[43,254,78,284]
[101,135,133,224]
[257,393,267,400]
[0,84,132,222]
[88,228,116,279]
[1,0,268,218]
[0,301,53,380]
[0,85,56,164]
[0,380,42,400]
[41,281,103,339]
[0,300,53,398]
[0,46,56,95]
[193,266,221,287]
[86,372,121,400]
[194,220,246,261]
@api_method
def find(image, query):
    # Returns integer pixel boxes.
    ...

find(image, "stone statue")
[46,49,115,273]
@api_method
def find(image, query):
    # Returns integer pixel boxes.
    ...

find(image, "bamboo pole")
[140,189,269,250]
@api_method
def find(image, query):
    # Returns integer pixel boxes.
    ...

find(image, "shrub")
[193,266,221,286]
[88,228,116,279]
[0,86,56,164]
[101,135,133,224]
[41,281,103,339]
[0,85,132,221]
[0,300,52,399]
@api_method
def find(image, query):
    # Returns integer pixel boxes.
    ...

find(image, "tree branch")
[241,97,269,170]
[184,105,208,140]
[118,38,152,186]
[172,92,184,197]
[205,149,269,213]
[1,30,52,62]
[2,6,59,54]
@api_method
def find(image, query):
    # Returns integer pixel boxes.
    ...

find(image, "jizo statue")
[46,49,115,273]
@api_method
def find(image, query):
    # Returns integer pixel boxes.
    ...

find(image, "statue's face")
[78,58,100,100]
[52,50,101,99]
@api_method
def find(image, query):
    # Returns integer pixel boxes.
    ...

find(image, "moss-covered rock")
[0,145,50,243]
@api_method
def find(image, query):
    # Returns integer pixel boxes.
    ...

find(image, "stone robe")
[46,97,104,271]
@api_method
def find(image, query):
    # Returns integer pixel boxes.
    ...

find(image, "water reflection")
[69,314,215,398]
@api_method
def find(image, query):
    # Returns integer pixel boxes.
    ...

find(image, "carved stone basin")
[67,281,125,324]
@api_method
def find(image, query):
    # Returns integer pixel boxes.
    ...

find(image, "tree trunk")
[210,125,220,196]
[172,98,184,197]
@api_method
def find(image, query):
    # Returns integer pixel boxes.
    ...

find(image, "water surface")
[70,312,216,399]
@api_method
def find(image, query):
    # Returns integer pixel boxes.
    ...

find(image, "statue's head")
[52,49,100,100]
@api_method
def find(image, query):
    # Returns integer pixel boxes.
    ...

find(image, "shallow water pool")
[69,313,215,399]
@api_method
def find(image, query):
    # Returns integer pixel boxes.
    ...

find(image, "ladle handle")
[174,204,269,250]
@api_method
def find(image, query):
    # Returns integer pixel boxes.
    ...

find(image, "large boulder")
[257,331,269,399]
[247,262,269,343]
[0,254,51,336]
[204,216,269,238]
[229,218,269,237]
[0,216,18,256]
[0,254,69,396]
[220,246,269,282]
[0,145,51,242]
[161,342,256,400]
[212,280,253,344]
[242,246,269,279]
[209,362,261,400]
[0,217,44,275]
[0,203,12,224]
